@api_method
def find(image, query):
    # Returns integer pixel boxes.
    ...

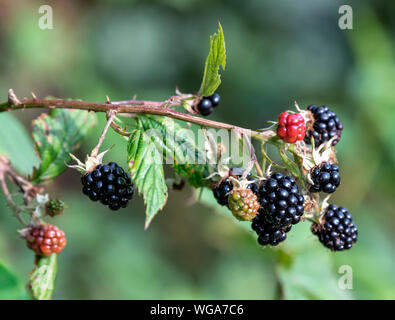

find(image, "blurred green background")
[0,0,395,299]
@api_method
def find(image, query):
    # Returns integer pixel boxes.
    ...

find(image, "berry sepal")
[67,149,110,174]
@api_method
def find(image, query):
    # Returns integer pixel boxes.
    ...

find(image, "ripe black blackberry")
[81,162,134,211]
[310,162,341,193]
[212,168,257,206]
[209,93,220,107]
[258,172,304,227]
[213,178,233,206]
[304,105,343,147]
[311,204,358,251]
[252,211,292,246]
[197,98,213,116]
[196,93,220,116]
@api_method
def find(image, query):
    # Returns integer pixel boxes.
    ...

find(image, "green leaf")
[199,22,226,97]
[279,149,305,187]
[0,262,26,299]
[31,109,97,183]
[128,115,215,226]
[28,254,58,300]
[128,128,168,228]
[137,115,212,188]
[0,113,39,174]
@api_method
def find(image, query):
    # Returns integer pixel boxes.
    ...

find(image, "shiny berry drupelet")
[26,224,67,256]
[304,105,343,147]
[197,98,213,116]
[277,112,306,143]
[309,162,340,194]
[209,93,220,107]
[258,172,304,227]
[252,212,292,246]
[81,162,134,211]
[311,205,358,251]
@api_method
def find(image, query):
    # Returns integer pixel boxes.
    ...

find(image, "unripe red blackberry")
[81,162,134,211]
[25,224,67,256]
[258,172,304,227]
[304,105,343,147]
[311,204,358,251]
[252,211,292,246]
[228,188,260,221]
[309,162,340,194]
[277,112,306,143]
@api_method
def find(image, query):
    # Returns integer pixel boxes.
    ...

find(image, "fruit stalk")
[90,110,116,158]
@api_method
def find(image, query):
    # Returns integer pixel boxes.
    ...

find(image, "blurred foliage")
[0,0,395,299]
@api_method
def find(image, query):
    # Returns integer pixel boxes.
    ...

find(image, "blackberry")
[197,98,213,116]
[247,182,258,195]
[212,168,257,206]
[26,224,67,256]
[311,205,358,251]
[258,172,304,227]
[81,162,134,211]
[45,199,66,217]
[228,188,260,221]
[209,93,220,107]
[252,212,292,246]
[309,162,340,194]
[304,105,343,147]
[213,178,233,206]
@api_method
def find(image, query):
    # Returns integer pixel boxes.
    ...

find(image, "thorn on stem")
[8,89,21,106]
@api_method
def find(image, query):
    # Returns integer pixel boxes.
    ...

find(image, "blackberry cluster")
[311,205,358,251]
[81,162,134,211]
[304,105,343,147]
[212,168,257,206]
[258,172,305,227]
[252,212,292,246]
[197,93,220,116]
[26,224,67,256]
[310,162,341,194]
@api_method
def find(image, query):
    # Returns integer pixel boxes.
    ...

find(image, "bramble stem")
[0,164,28,227]
[0,156,44,227]
[0,89,273,141]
